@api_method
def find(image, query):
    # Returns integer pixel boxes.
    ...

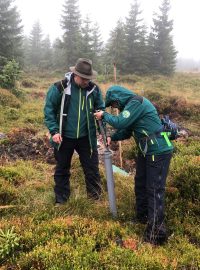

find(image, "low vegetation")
[0,72,199,269]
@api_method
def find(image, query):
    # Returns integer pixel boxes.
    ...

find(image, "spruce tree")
[91,22,104,71]
[0,0,23,62]
[28,21,43,67]
[150,0,177,75]
[81,15,94,60]
[41,35,53,69]
[61,0,82,67]
[105,19,127,74]
[124,0,148,74]
[52,38,66,70]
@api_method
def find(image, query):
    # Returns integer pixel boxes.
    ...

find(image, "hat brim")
[70,67,97,80]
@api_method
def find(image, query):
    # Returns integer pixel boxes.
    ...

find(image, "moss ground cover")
[0,72,199,269]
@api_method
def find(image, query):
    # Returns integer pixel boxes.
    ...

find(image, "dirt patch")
[0,128,136,173]
[0,128,54,165]
[97,140,136,174]
[29,91,46,99]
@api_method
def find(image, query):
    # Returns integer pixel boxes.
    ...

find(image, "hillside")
[0,72,200,269]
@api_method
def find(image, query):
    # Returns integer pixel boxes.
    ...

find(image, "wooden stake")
[0,205,16,209]
[113,63,123,168]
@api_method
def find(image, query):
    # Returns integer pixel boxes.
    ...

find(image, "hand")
[106,136,112,146]
[98,134,103,144]
[94,110,104,120]
[52,133,62,144]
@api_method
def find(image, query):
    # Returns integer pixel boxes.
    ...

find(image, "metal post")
[97,117,117,217]
[104,149,117,217]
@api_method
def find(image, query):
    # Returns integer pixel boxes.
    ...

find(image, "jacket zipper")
[86,97,92,152]
[77,88,81,138]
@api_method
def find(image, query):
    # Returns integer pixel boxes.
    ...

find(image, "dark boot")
[144,223,168,245]
[131,215,148,224]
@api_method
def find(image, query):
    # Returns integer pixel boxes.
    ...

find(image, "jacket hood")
[105,85,136,110]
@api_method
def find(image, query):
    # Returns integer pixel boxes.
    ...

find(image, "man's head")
[70,58,97,88]
[105,86,136,111]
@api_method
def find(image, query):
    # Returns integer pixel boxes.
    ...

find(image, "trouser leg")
[76,136,101,199]
[145,153,172,244]
[54,138,74,203]
[134,154,148,221]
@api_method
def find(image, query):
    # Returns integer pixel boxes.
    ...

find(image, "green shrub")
[5,108,20,120]
[174,139,200,156]
[0,88,21,108]
[21,78,37,88]
[0,178,18,204]
[0,60,21,90]
[0,227,20,262]
[24,113,44,124]
[0,167,24,186]
[0,161,49,186]
[170,155,200,202]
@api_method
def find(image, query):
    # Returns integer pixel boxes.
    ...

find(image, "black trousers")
[135,152,172,227]
[54,136,101,203]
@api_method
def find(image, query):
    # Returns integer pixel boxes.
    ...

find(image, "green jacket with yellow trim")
[44,73,105,151]
[103,85,174,155]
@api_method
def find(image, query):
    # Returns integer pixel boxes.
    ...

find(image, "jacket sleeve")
[94,86,106,134]
[111,129,132,141]
[103,100,144,129]
[44,85,62,135]
[94,86,105,111]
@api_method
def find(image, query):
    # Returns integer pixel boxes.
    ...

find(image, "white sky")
[15,0,200,60]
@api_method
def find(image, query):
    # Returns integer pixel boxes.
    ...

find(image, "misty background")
[1,0,200,74]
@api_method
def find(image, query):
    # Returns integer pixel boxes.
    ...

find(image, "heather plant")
[0,88,21,108]
[0,72,200,269]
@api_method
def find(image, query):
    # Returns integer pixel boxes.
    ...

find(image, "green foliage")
[150,0,177,75]
[0,0,23,62]
[0,73,199,269]
[124,1,149,74]
[170,155,200,202]
[0,227,20,262]
[0,167,24,186]
[0,88,21,108]
[0,178,18,204]
[61,0,82,67]
[0,161,47,186]
[105,19,127,74]
[28,21,44,67]
[4,108,20,120]
[0,60,21,90]
[21,78,37,88]
[174,139,200,156]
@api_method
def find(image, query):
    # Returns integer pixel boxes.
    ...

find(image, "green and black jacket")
[103,85,174,156]
[44,73,105,151]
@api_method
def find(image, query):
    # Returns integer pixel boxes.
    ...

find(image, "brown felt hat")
[70,58,97,79]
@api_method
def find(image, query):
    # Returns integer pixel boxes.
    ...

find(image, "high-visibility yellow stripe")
[82,96,85,110]
[160,132,172,146]
[89,98,92,109]
[77,89,81,138]
[86,98,92,154]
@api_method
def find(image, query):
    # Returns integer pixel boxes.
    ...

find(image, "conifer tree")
[124,0,148,74]
[0,0,23,62]
[40,35,53,69]
[52,38,66,70]
[91,22,104,71]
[28,21,43,67]
[61,0,82,67]
[105,19,127,74]
[150,0,177,75]
[81,15,94,60]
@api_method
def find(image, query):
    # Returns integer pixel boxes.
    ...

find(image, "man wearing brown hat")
[44,58,105,205]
